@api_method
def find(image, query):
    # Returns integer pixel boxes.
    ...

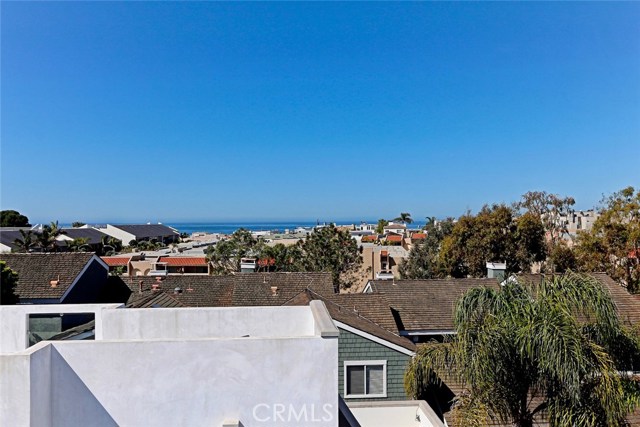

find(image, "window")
[27,313,95,347]
[344,360,386,398]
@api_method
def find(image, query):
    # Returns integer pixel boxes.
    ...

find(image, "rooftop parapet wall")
[0,303,123,354]
[101,305,321,340]
[0,303,340,427]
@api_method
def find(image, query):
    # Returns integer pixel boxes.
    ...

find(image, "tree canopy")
[205,225,362,289]
[300,224,362,289]
[576,186,640,293]
[439,205,546,278]
[399,218,454,279]
[0,210,30,227]
[405,272,640,427]
[1,261,19,304]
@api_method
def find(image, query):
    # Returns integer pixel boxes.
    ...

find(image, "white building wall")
[101,225,135,246]
[0,304,340,427]
[0,304,121,353]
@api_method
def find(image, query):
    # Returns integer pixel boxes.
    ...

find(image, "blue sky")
[2,2,639,223]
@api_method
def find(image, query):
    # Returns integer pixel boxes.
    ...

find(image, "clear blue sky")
[2,2,639,224]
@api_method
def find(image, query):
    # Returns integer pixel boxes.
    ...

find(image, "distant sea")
[166,221,427,235]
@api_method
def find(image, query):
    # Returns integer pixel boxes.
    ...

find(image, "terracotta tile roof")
[368,278,501,332]
[411,233,426,240]
[157,257,208,267]
[361,235,378,242]
[101,256,129,266]
[384,224,407,229]
[0,253,98,300]
[386,235,403,242]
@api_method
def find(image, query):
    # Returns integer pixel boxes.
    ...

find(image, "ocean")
[167,222,345,235]
[165,221,427,235]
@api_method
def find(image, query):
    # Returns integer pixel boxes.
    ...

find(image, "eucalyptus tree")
[405,272,640,427]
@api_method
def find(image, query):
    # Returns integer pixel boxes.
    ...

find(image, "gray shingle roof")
[0,253,97,300]
[61,228,110,245]
[113,224,179,239]
[0,230,23,250]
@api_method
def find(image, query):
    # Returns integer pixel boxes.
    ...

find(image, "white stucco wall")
[0,304,340,427]
[0,304,122,353]
[100,306,315,340]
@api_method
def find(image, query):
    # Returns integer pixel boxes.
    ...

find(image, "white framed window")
[344,360,387,398]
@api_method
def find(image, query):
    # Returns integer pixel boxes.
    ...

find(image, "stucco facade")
[0,303,340,427]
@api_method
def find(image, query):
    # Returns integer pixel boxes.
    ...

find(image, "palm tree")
[13,229,36,253]
[404,272,640,427]
[37,221,64,252]
[393,212,413,224]
[67,237,90,252]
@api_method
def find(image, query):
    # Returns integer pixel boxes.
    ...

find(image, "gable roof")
[0,230,23,250]
[325,293,400,335]
[61,228,109,245]
[112,224,178,239]
[0,253,99,300]
[411,233,426,240]
[386,235,403,242]
[384,224,406,229]
[285,289,415,353]
[368,278,501,332]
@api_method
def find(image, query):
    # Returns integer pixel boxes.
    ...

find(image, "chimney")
[270,286,278,296]
[138,280,143,293]
[486,262,506,280]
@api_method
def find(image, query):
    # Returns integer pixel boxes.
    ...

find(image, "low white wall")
[0,304,122,353]
[101,306,315,340]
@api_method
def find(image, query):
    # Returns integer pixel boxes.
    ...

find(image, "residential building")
[0,253,109,304]
[57,227,111,252]
[92,223,179,247]
[382,224,406,236]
